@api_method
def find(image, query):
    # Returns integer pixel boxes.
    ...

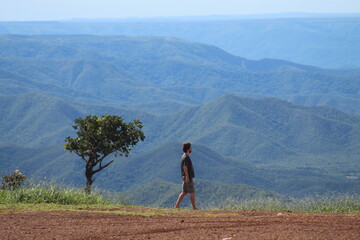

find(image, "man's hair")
[182,142,192,153]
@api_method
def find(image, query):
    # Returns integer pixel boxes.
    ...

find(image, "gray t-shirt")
[181,153,195,180]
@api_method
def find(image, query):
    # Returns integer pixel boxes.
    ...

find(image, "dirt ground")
[1,207,360,240]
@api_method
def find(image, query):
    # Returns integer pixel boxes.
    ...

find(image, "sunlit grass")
[1,180,360,214]
[219,194,360,213]
[0,181,109,205]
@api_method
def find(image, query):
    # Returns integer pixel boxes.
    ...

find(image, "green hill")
[2,93,359,172]
[97,141,360,197]
[1,35,359,114]
[98,142,270,192]
[157,95,360,171]
[1,141,359,199]
[1,93,359,198]
[0,93,157,147]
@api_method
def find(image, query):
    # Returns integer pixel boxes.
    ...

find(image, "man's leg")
[174,192,187,208]
[190,192,198,210]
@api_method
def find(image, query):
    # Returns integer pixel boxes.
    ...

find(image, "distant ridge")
[62,13,360,23]
[1,35,359,113]
[5,13,360,23]
[1,16,359,68]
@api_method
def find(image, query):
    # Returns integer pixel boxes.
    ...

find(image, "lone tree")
[64,115,145,193]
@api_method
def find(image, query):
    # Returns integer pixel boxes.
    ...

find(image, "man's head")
[182,142,192,153]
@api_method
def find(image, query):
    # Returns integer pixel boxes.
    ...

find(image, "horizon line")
[1,12,360,23]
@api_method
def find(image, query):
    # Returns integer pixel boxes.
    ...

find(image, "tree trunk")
[85,167,94,194]
[84,157,113,194]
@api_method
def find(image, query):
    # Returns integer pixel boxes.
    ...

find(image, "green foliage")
[65,115,145,159]
[0,182,109,205]
[1,170,26,190]
[64,114,145,193]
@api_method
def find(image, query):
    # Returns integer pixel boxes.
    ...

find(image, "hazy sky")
[0,0,359,21]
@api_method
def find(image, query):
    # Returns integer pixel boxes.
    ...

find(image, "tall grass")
[0,181,109,205]
[2,179,359,213]
[219,194,360,213]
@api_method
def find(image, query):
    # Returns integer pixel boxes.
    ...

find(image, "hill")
[1,35,359,114]
[1,93,359,198]
[2,93,359,173]
[0,92,156,147]
[2,140,357,199]
[99,142,270,191]
[0,16,359,68]
[99,141,360,197]
[157,95,360,170]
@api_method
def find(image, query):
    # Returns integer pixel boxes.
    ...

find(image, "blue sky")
[0,0,359,21]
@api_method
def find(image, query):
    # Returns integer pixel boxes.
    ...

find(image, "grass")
[0,203,166,217]
[1,181,360,214]
[0,181,168,217]
[219,194,360,213]
[0,181,110,205]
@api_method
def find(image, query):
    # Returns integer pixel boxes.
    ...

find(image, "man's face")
[189,146,192,153]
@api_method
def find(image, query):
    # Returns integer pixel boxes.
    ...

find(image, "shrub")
[1,170,26,190]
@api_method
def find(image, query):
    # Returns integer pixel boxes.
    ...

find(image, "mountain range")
[1,35,359,114]
[0,15,359,68]
[1,33,360,206]
[1,93,359,201]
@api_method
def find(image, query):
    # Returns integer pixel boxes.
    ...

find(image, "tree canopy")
[64,115,145,193]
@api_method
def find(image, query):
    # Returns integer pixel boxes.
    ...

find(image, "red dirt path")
[1,207,360,239]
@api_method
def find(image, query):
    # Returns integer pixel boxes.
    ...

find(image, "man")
[174,142,198,210]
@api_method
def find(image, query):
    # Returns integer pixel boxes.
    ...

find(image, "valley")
[1,26,360,207]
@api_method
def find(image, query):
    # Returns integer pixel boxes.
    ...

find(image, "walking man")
[174,142,198,210]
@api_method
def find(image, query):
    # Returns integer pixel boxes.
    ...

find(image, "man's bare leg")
[190,192,198,210]
[174,192,187,208]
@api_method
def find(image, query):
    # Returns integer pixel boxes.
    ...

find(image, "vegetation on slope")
[1,94,360,198]
[1,35,359,113]
[1,34,360,204]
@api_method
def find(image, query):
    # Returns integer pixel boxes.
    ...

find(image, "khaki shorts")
[182,180,195,193]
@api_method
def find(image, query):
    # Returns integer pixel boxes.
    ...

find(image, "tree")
[64,115,145,193]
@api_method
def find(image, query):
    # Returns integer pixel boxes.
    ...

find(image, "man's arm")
[183,165,190,183]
